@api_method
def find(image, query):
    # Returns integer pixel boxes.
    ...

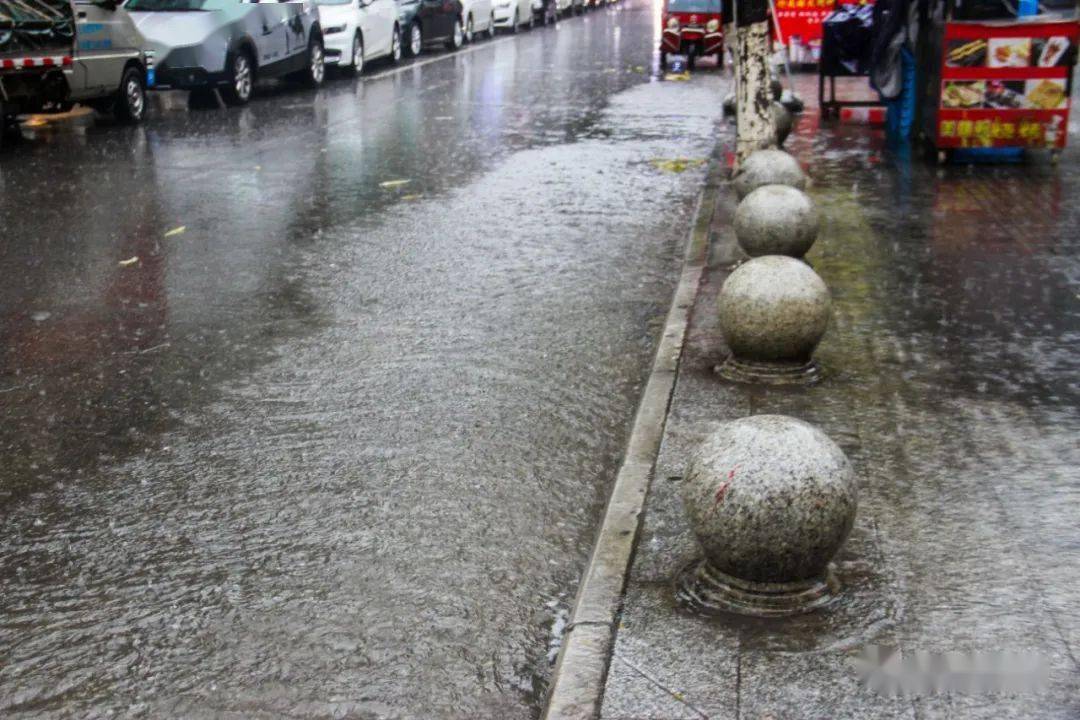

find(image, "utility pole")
[733,0,776,165]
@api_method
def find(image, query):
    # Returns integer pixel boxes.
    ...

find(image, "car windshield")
[124,0,227,10]
[667,0,720,12]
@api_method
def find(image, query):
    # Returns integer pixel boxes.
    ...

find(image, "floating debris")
[649,158,706,174]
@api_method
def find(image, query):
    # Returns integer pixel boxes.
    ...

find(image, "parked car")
[531,0,558,25]
[128,0,325,107]
[1,0,149,143]
[395,0,465,58]
[458,0,494,42]
[316,0,401,74]
[659,0,722,69]
[492,0,531,32]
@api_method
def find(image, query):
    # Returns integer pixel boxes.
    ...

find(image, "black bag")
[821,4,876,76]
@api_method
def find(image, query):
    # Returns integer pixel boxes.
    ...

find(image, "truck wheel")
[114,66,147,123]
[221,50,254,106]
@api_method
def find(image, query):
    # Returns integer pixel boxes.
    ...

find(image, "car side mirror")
[92,0,118,10]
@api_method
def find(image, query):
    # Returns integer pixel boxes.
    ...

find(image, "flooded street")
[0,5,725,717]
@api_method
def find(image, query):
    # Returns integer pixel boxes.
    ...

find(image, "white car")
[317,0,402,75]
[459,0,496,42]
[492,0,533,32]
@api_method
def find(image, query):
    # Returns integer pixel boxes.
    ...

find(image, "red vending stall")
[773,0,842,63]
[922,4,1078,161]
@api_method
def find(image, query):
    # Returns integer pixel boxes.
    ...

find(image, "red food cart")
[921,2,1079,162]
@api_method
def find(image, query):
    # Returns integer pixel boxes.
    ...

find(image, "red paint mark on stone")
[713,481,731,507]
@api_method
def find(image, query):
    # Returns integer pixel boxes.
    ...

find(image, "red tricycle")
[660,0,724,70]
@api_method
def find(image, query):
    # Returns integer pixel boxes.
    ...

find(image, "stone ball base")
[676,558,839,618]
[714,356,822,386]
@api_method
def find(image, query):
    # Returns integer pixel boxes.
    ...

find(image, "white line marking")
[360,33,527,83]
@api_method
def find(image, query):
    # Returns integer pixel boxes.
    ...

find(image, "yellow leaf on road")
[664,72,691,82]
[164,226,186,237]
[401,194,421,201]
[650,158,706,174]
[379,179,412,189]
[119,257,139,267]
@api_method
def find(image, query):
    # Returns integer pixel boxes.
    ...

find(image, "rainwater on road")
[0,4,724,717]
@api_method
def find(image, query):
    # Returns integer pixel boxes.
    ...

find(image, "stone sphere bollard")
[773,101,794,146]
[734,184,820,258]
[677,415,857,616]
[733,149,808,200]
[722,92,736,117]
[716,255,830,384]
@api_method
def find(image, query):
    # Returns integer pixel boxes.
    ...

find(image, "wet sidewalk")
[594,89,1080,718]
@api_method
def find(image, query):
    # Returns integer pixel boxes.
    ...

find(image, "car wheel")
[304,36,326,86]
[391,25,402,63]
[221,50,253,106]
[113,65,146,123]
[511,8,519,32]
[464,14,473,43]
[346,33,364,75]
[446,17,463,50]
[488,13,497,37]
[406,21,422,57]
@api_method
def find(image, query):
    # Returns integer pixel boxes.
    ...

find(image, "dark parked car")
[396,0,466,57]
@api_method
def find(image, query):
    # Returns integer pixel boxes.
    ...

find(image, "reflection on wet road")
[0,3,725,717]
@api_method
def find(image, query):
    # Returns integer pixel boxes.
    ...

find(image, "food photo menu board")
[936,20,1078,148]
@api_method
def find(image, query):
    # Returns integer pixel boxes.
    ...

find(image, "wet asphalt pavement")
[0,4,725,718]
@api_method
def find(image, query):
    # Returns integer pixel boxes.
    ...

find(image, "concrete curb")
[542,159,724,720]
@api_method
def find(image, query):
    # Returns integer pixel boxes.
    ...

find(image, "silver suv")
[128,0,325,106]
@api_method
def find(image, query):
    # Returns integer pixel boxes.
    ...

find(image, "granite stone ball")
[722,92,736,117]
[772,101,794,146]
[733,149,808,200]
[734,184,820,258]
[717,255,830,364]
[682,415,857,584]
